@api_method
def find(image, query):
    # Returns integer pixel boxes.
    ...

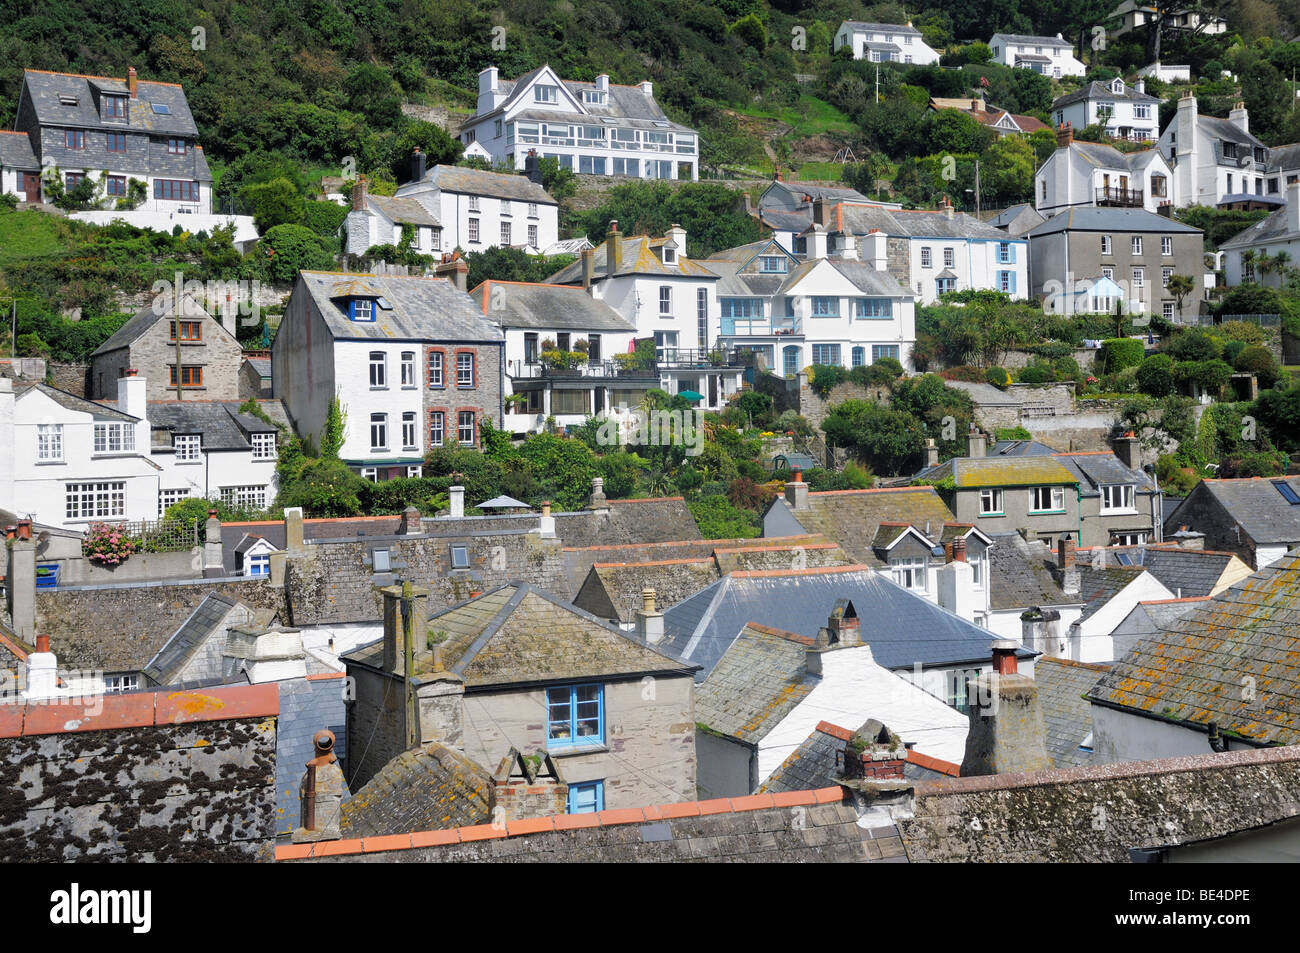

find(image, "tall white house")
[1157,95,1280,210]
[989,34,1086,77]
[1036,125,1174,216]
[546,223,743,408]
[1220,181,1300,285]
[1051,78,1161,142]
[833,21,940,64]
[460,65,699,182]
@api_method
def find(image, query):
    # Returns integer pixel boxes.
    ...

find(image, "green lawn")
[0,208,66,267]
[733,94,856,138]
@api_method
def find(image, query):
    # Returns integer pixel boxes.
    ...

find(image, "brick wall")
[0,685,278,861]
[91,315,244,401]
[422,343,503,448]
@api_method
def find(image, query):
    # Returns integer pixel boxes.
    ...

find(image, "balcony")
[720,316,802,336]
[509,359,656,380]
[1096,186,1144,207]
[654,347,746,369]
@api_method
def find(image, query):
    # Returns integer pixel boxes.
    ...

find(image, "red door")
[20,172,40,203]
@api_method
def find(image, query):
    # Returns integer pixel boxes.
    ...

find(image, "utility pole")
[974,159,981,217]
[875,64,880,104]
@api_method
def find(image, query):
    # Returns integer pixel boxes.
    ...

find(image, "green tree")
[1137,353,1176,397]
[822,399,926,475]
[240,177,304,233]
[258,224,335,282]
[321,397,346,458]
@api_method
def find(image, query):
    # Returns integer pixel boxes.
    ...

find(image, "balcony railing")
[655,347,745,368]
[720,316,802,336]
[1096,187,1144,207]
[509,359,656,379]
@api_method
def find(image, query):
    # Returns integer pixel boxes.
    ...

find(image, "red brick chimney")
[351,175,368,212]
[1057,535,1075,569]
[128,66,138,99]
[1056,122,1073,148]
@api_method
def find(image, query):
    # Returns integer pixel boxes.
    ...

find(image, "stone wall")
[0,685,278,861]
[48,362,88,396]
[90,315,244,401]
[1000,348,1098,370]
[798,380,881,432]
[422,343,505,440]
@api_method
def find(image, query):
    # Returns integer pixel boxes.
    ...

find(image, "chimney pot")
[16,519,32,541]
[36,634,50,653]
[991,638,1018,675]
[951,537,966,562]
[128,66,138,99]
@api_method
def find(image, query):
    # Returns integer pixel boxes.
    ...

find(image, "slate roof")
[1052,450,1154,497]
[546,235,719,283]
[553,497,702,547]
[766,487,956,567]
[294,271,505,343]
[923,455,1080,489]
[1199,115,1267,151]
[15,381,137,422]
[472,66,693,132]
[991,33,1073,47]
[0,130,38,170]
[1087,552,1300,745]
[778,257,913,298]
[91,294,229,356]
[1101,545,1239,598]
[468,280,636,332]
[1266,142,1300,173]
[1168,477,1300,546]
[141,593,245,685]
[1035,657,1110,767]
[275,676,348,836]
[21,69,200,137]
[695,623,818,744]
[1219,203,1300,249]
[1027,206,1202,236]
[659,565,1031,679]
[833,201,1014,240]
[1052,81,1160,110]
[841,21,921,34]
[402,164,556,204]
[148,399,289,450]
[343,583,696,689]
[339,742,493,836]
[988,204,1034,228]
[765,181,871,204]
[761,720,960,793]
[1075,563,1147,621]
[989,439,1057,456]
[986,532,1074,610]
[365,194,440,227]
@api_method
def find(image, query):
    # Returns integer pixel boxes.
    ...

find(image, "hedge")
[1099,337,1145,373]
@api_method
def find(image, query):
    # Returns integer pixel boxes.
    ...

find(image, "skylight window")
[372,549,391,572]
[151,102,171,114]
[449,545,470,569]
[1273,480,1300,505]
[59,95,78,106]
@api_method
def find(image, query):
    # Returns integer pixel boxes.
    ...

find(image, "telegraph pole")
[401,579,418,749]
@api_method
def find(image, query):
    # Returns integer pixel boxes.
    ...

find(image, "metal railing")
[1220,313,1281,326]
[509,359,656,379]
[1095,187,1144,206]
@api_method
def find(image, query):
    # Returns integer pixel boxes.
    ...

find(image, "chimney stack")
[839,232,858,261]
[128,66,138,99]
[203,509,223,577]
[1228,101,1249,134]
[381,583,429,674]
[1057,535,1075,569]
[966,425,986,458]
[434,255,469,293]
[606,220,622,275]
[25,634,58,698]
[666,223,687,259]
[589,476,609,512]
[959,640,1052,777]
[784,467,810,510]
[536,500,555,538]
[1288,180,1300,237]
[581,247,595,293]
[1021,606,1063,657]
[284,506,305,554]
[925,437,939,468]
[351,175,368,212]
[1113,434,1139,470]
[292,730,346,843]
[492,749,569,821]
[524,150,543,186]
[938,542,976,622]
[448,485,465,519]
[636,588,665,644]
[410,146,426,183]
[826,599,861,646]
[400,505,422,535]
[813,198,829,227]
[1056,122,1073,149]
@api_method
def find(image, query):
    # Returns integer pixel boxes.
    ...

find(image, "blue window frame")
[851,346,865,367]
[872,344,899,363]
[855,298,890,319]
[936,277,957,296]
[997,271,1016,294]
[759,256,787,273]
[812,343,841,365]
[810,296,839,317]
[998,242,1012,264]
[783,345,800,376]
[546,684,604,748]
[720,298,763,319]
[567,780,604,814]
[350,298,375,322]
[246,553,270,576]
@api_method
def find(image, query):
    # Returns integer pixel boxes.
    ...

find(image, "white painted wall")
[905,237,1028,303]
[1069,572,1174,662]
[1091,703,1214,763]
[333,340,428,463]
[989,37,1085,76]
[833,24,940,64]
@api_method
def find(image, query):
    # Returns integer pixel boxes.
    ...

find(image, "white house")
[0,374,159,531]
[1051,78,1161,142]
[342,178,444,258]
[833,21,941,64]
[460,65,699,182]
[273,270,505,481]
[988,33,1086,77]
[1137,62,1191,83]
[379,159,559,256]
[467,280,642,436]
[11,67,212,213]
[705,235,919,374]
[147,399,290,515]
[755,177,886,252]
[545,223,743,409]
[1035,125,1175,216]
[1158,95,1280,210]
[1109,1,1228,38]
[1220,181,1300,285]
[1066,563,1174,662]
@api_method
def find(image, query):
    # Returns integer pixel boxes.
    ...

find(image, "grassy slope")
[0,209,67,267]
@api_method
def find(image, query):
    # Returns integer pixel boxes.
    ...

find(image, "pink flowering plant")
[82,522,140,566]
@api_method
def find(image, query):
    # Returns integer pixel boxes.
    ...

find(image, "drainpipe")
[1076,484,1083,546]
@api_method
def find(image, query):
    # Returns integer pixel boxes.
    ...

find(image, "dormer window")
[1111,79,1124,94]
[1223,141,1238,159]
[662,245,676,265]
[535,84,559,104]
[103,95,127,119]
[582,90,606,106]
[759,256,787,273]
[351,298,375,322]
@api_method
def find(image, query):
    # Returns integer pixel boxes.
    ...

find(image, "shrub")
[1136,353,1176,397]
[1222,339,1246,364]
[1234,345,1280,388]
[995,426,1033,441]
[1016,363,1052,384]
[688,495,760,539]
[808,364,848,397]
[1218,321,1266,346]
[1165,328,1220,363]
[82,522,140,566]
[1174,359,1233,396]
[1099,337,1145,373]
[985,366,1012,389]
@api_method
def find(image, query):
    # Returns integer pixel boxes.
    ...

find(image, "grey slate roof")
[660,566,1031,680]
[141,593,243,685]
[148,399,289,451]
[1220,203,1300,250]
[474,66,692,132]
[1087,552,1300,745]
[1075,563,1147,621]
[695,623,818,744]
[21,69,200,137]
[1035,657,1110,768]
[778,257,914,298]
[276,676,348,836]
[0,131,38,170]
[765,487,956,567]
[1168,477,1300,547]
[1266,142,1300,173]
[344,583,696,689]
[366,194,440,227]
[467,281,635,332]
[989,439,1057,456]
[1052,451,1154,497]
[837,203,1014,241]
[295,271,505,343]
[1052,81,1159,110]
[992,32,1073,47]
[1200,115,1267,151]
[841,21,921,34]
[404,164,556,205]
[1104,545,1237,598]
[1027,206,1202,236]
[986,532,1074,610]
[16,381,138,422]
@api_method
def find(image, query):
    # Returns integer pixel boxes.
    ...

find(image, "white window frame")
[943,247,955,268]
[250,431,277,460]
[1161,235,1173,256]
[402,412,418,451]
[1029,485,1066,513]
[979,488,1004,515]
[429,411,445,448]
[1101,235,1112,255]
[159,487,191,516]
[1100,483,1136,513]
[659,286,672,315]
[920,247,932,268]
[1131,236,1143,255]
[174,434,201,462]
[401,351,416,388]
[66,482,126,520]
[93,422,135,453]
[370,351,387,389]
[221,485,267,509]
[370,413,388,451]
[1132,267,1144,288]
[458,411,476,446]
[457,352,475,387]
[37,424,64,462]
[891,556,928,593]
